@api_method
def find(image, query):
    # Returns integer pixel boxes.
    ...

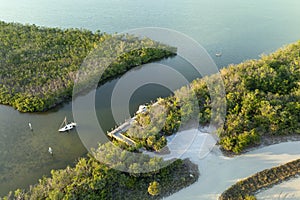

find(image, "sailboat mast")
[59,116,67,129]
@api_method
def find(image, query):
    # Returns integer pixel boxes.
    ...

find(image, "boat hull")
[58,122,77,132]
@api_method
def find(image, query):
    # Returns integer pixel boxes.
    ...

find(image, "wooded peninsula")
[108,39,300,154]
[1,21,300,199]
[0,21,175,112]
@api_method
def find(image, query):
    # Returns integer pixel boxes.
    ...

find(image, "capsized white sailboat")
[58,117,77,132]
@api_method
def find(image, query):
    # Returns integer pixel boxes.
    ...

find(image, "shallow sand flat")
[256,177,300,200]
[161,129,300,200]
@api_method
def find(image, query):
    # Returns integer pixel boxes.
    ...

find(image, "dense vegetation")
[219,158,300,200]
[116,40,300,153]
[0,21,175,112]
[3,150,198,200]
[110,85,198,152]
[2,21,300,199]
[217,42,300,153]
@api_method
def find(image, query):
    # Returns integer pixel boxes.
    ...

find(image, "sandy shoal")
[157,128,300,200]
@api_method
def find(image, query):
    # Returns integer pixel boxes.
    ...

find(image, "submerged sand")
[160,129,300,200]
[256,177,300,200]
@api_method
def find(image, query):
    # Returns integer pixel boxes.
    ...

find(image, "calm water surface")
[0,0,300,195]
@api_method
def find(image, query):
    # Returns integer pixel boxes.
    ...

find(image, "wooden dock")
[107,117,137,146]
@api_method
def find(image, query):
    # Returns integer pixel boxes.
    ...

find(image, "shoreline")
[256,175,300,199]
[161,128,300,200]
[221,134,300,157]
[0,20,176,113]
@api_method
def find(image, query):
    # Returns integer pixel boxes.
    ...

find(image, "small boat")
[136,105,147,114]
[58,117,77,132]
[28,122,33,130]
[215,52,222,57]
[48,147,53,155]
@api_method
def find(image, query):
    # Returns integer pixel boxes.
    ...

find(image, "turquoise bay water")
[0,0,300,196]
[1,0,300,67]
